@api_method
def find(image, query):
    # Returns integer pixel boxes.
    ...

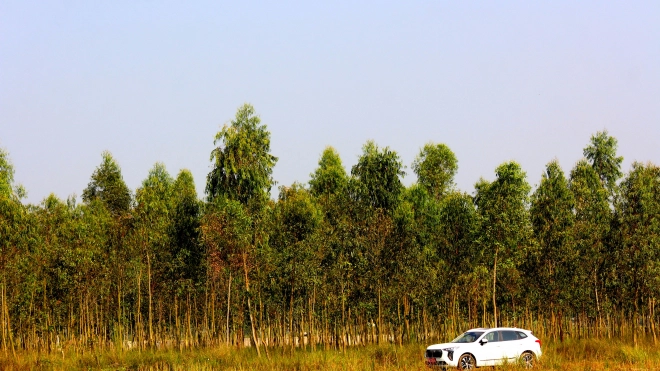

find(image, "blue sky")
[1,1,659,204]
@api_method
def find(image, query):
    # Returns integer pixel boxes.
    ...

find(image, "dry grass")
[1,338,659,370]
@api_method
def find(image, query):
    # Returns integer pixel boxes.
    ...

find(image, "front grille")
[425,349,442,358]
[425,358,447,367]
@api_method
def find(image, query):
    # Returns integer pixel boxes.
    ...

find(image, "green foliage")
[569,159,610,314]
[82,151,132,215]
[309,146,348,197]
[475,161,533,262]
[269,183,323,318]
[273,183,322,245]
[0,147,26,200]
[529,160,576,309]
[437,191,477,265]
[170,169,203,288]
[351,140,405,212]
[0,148,15,198]
[583,130,623,194]
[201,196,252,278]
[412,142,458,200]
[206,103,278,208]
[475,161,533,316]
[616,162,660,309]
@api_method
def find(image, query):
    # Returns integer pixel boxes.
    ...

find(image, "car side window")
[484,331,499,342]
[516,331,528,339]
[502,331,518,341]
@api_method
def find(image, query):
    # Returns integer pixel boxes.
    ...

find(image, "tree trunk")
[226,271,232,345]
[377,286,382,345]
[147,252,153,347]
[242,252,261,357]
[492,248,498,328]
[289,287,294,354]
[137,267,142,349]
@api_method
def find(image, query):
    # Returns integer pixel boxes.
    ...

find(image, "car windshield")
[451,331,484,343]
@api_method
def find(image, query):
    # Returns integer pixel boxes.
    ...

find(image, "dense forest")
[1,104,659,355]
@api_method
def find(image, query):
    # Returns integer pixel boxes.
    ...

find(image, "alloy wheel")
[521,352,535,369]
[459,354,475,370]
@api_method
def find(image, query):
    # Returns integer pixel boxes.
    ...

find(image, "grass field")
[1,338,659,370]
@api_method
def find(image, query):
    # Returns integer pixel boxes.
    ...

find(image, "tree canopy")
[82,151,132,215]
[206,103,278,208]
[2,114,659,352]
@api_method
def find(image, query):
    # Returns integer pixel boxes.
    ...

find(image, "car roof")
[464,327,531,332]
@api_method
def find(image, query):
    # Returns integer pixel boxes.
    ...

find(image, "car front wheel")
[458,353,476,370]
[520,351,535,368]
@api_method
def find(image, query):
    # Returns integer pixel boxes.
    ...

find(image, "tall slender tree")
[349,141,405,341]
[616,162,660,338]
[170,170,202,290]
[309,146,348,197]
[82,151,132,215]
[412,143,458,200]
[132,163,174,345]
[206,103,278,208]
[569,159,610,318]
[205,103,277,356]
[583,130,623,197]
[529,160,575,337]
[474,162,532,327]
[270,183,322,351]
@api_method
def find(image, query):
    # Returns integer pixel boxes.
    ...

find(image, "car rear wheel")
[520,351,535,369]
[458,354,476,370]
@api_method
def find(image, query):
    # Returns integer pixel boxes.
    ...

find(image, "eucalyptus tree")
[75,196,113,339]
[615,162,660,334]
[0,148,24,199]
[583,130,623,198]
[270,183,322,350]
[206,103,277,208]
[412,143,458,200]
[530,160,575,335]
[474,162,533,327]
[309,146,348,197]
[351,140,405,212]
[436,190,482,322]
[26,195,111,343]
[410,143,477,313]
[132,162,174,344]
[308,147,348,270]
[169,170,202,292]
[0,148,27,353]
[581,131,623,320]
[349,140,405,341]
[82,151,132,216]
[205,103,277,355]
[308,147,352,344]
[200,196,251,345]
[569,160,610,318]
[387,185,437,342]
[82,151,133,340]
[36,196,75,327]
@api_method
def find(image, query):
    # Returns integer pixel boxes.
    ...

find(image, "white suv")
[425,327,542,369]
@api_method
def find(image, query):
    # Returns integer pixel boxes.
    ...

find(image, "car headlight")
[442,347,456,361]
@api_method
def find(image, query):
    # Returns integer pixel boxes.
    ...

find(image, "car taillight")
[535,339,541,347]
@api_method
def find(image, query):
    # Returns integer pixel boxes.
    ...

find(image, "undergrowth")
[1,337,659,370]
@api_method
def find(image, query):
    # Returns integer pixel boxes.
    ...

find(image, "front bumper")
[425,349,457,368]
[425,357,448,367]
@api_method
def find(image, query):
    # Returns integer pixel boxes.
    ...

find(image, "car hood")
[426,342,463,350]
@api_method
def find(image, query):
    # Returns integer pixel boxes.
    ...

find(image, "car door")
[475,331,502,366]
[500,330,523,361]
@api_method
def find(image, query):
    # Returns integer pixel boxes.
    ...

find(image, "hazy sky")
[2,1,659,204]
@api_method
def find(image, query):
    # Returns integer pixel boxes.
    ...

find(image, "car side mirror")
[480,338,488,346]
